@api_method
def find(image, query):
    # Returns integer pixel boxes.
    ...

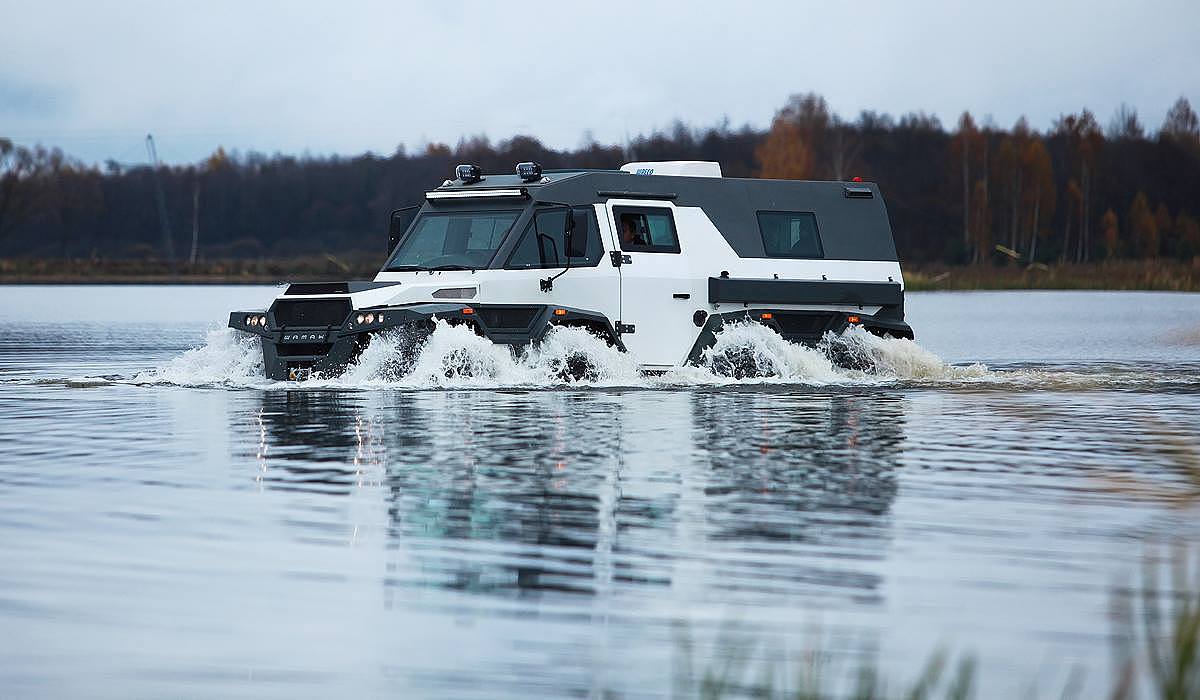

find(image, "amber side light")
[462,307,474,315]
[760,313,773,320]
[847,315,861,324]
[553,308,568,316]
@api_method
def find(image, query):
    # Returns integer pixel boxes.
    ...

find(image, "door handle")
[672,293,691,299]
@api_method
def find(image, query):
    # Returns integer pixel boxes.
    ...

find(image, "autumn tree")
[1101,208,1120,259]
[756,93,831,180]
[1128,192,1158,258]
[1020,138,1055,263]
[756,118,812,180]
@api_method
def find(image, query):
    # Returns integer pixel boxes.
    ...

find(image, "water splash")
[700,321,843,381]
[697,322,987,383]
[134,327,264,387]
[820,325,989,381]
[131,318,996,390]
[342,320,641,388]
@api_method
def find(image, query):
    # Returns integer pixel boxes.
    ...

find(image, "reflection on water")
[2,288,1200,698]
[246,390,905,609]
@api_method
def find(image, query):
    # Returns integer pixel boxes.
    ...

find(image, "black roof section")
[430,169,898,262]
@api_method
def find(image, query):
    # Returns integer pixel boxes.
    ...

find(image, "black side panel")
[284,281,397,295]
[708,277,902,306]
[285,282,349,295]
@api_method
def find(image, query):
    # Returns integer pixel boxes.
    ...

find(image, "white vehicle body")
[230,162,911,380]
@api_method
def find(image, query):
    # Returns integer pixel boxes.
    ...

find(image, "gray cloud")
[1,0,1197,165]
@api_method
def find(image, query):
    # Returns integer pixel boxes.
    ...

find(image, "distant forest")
[1,93,1198,266]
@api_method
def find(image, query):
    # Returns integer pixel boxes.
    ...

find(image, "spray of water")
[132,318,989,390]
[135,327,264,386]
[697,322,987,383]
[342,320,642,388]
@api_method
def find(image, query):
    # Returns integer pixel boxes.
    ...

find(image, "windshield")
[383,209,521,271]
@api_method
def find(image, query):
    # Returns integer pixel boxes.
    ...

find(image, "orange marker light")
[462,307,474,315]
[760,313,773,320]
[553,308,568,316]
[847,315,860,324]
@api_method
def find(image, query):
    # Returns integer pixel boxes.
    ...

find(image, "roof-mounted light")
[455,164,483,184]
[426,188,527,200]
[516,161,543,182]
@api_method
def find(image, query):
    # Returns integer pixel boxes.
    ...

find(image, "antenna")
[145,134,175,261]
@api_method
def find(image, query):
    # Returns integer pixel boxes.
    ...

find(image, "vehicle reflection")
[244,387,906,607]
[246,390,379,494]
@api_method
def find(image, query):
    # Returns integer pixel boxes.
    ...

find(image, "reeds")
[674,547,1199,699]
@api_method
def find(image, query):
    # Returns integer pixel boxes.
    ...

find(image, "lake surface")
[2,286,1199,698]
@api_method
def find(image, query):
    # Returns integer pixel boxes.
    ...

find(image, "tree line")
[1,94,1197,266]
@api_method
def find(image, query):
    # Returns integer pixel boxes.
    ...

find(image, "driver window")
[612,206,680,253]
[505,208,603,269]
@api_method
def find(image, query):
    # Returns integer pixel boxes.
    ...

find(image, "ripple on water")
[2,290,1200,698]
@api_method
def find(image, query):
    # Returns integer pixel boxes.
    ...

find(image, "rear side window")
[757,211,823,258]
[613,206,680,253]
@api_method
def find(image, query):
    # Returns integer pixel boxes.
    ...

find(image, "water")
[1,286,1199,698]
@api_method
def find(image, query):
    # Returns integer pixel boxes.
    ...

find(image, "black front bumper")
[229,302,621,381]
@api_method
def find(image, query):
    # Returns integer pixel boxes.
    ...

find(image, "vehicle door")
[605,200,700,368]
[496,204,621,331]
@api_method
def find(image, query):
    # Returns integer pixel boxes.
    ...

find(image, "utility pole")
[145,134,175,261]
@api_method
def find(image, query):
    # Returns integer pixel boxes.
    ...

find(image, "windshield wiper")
[428,264,472,271]
[385,264,423,271]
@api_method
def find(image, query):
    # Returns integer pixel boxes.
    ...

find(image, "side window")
[756,211,824,258]
[613,206,680,253]
[506,208,603,269]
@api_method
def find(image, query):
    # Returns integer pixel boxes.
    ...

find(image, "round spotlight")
[259,316,267,326]
[244,315,252,326]
[365,313,375,324]
[356,314,365,324]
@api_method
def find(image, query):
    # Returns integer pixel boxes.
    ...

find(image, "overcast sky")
[2,0,1197,166]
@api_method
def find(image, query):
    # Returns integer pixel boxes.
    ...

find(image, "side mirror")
[565,209,588,258]
[388,206,419,255]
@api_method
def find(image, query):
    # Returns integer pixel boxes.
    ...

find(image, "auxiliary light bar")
[425,188,527,200]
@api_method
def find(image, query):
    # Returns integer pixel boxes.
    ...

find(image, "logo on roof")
[635,168,654,176]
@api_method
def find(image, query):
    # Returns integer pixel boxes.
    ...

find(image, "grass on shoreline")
[905,260,1200,292]
[1,257,1198,291]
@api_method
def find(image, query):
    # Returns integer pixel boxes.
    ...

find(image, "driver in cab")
[619,214,648,248]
